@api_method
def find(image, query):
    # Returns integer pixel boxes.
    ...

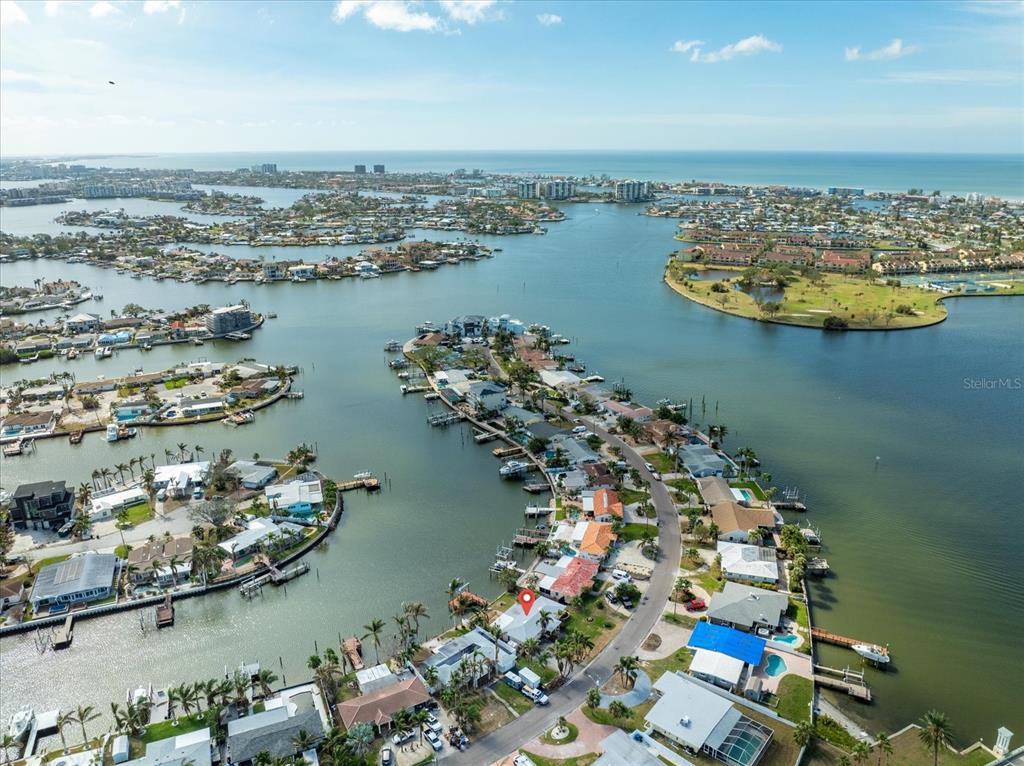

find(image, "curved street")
[446,410,681,763]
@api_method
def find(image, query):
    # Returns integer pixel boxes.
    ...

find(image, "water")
[12,150,1022,199]
[1,192,1022,745]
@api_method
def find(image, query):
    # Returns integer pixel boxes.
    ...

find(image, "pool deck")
[753,645,812,694]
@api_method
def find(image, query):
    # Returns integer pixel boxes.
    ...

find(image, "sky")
[1,0,1022,156]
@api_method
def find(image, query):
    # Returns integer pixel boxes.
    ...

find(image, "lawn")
[581,699,654,732]
[522,658,559,686]
[644,452,676,474]
[616,522,658,542]
[33,554,72,571]
[643,647,695,682]
[666,477,697,494]
[140,714,206,743]
[771,674,813,723]
[665,263,971,330]
[788,599,810,630]
[540,720,579,745]
[661,612,698,629]
[122,501,153,526]
[562,592,623,644]
[492,680,533,716]
[696,570,725,594]
[730,480,767,501]
[617,488,650,506]
[887,729,994,766]
[519,752,601,766]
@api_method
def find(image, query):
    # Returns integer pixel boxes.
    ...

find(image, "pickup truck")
[522,685,550,705]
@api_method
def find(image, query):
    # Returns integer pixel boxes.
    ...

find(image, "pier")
[493,445,524,458]
[51,615,74,649]
[449,590,490,611]
[240,561,310,598]
[524,505,552,518]
[813,665,872,702]
[401,384,430,395]
[512,527,549,547]
[155,595,174,628]
[343,636,365,671]
[335,477,381,492]
[428,411,464,427]
[811,627,888,656]
[473,429,499,444]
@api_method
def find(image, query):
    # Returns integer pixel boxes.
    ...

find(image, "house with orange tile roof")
[335,674,432,731]
[584,488,624,522]
[535,555,601,602]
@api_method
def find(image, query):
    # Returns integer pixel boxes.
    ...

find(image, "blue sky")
[1,0,1022,155]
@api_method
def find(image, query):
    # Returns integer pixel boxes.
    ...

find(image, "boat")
[852,644,890,664]
[384,340,401,352]
[106,424,137,442]
[223,411,255,426]
[3,439,30,457]
[95,346,113,359]
[19,354,38,364]
[499,460,530,479]
[7,706,33,741]
[69,430,84,445]
[67,349,79,360]
[191,338,205,346]
[353,471,373,480]
[105,424,120,442]
[267,312,278,319]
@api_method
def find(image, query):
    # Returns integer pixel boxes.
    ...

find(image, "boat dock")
[512,527,549,547]
[811,627,889,656]
[155,595,174,628]
[401,384,430,395]
[806,557,830,576]
[493,445,524,458]
[524,505,552,518]
[428,411,464,427]
[473,429,499,444]
[813,665,872,702]
[449,590,490,611]
[240,561,310,598]
[24,708,61,758]
[522,482,549,494]
[773,501,807,512]
[335,477,381,492]
[51,615,73,649]
[343,636,365,671]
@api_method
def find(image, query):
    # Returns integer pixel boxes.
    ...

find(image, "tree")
[672,577,692,614]
[793,720,816,748]
[402,600,429,639]
[919,711,953,766]
[586,687,601,709]
[614,655,640,688]
[71,511,94,540]
[345,722,374,758]
[497,566,519,593]
[852,741,872,766]
[72,705,100,745]
[188,498,233,531]
[1,733,18,766]
[291,729,317,753]
[362,618,386,664]
[254,668,278,699]
[56,710,73,753]
[446,577,466,624]
[875,733,894,766]
[608,700,628,719]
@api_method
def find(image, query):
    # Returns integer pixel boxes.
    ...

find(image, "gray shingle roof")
[707,582,788,629]
[227,708,323,764]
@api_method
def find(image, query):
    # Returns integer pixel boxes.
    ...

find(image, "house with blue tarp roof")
[687,621,766,666]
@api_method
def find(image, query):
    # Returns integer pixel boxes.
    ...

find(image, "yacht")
[852,644,890,664]
[8,706,33,741]
[95,346,113,359]
[353,471,374,480]
[499,460,530,479]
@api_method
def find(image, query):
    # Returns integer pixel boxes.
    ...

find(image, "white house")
[90,486,148,519]
[491,594,563,647]
[717,541,779,584]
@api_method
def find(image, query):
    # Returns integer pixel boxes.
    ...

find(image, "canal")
[1,196,1021,744]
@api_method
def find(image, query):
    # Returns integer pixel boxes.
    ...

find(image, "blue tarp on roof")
[688,620,766,666]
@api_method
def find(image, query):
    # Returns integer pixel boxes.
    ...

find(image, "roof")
[647,671,735,751]
[227,707,323,764]
[578,521,617,556]
[335,675,431,729]
[355,664,399,694]
[717,542,779,582]
[493,594,563,644]
[690,649,745,685]
[265,479,323,509]
[127,536,194,569]
[123,727,212,766]
[710,502,776,535]
[594,730,663,766]
[91,486,148,515]
[591,489,624,519]
[3,411,56,428]
[697,477,735,507]
[551,556,600,598]
[707,583,789,629]
[687,622,766,666]
[31,554,118,602]
[13,479,67,500]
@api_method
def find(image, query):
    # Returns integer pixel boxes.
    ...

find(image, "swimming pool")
[764,654,788,677]
[771,633,799,645]
[731,488,755,503]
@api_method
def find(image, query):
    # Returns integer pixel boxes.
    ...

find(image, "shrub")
[823,316,849,331]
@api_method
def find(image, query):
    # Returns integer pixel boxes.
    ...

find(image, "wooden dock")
[343,636,365,671]
[524,505,553,518]
[51,615,73,649]
[155,595,174,628]
[811,627,888,656]
[773,501,807,512]
[336,477,381,492]
[512,527,549,547]
[813,665,872,702]
[449,590,490,611]
[473,429,499,444]
[493,445,524,458]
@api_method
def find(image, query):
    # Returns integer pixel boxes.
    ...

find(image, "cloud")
[89,1,120,18]
[332,1,440,32]
[2,1,30,25]
[440,0,499,25]
[536,12,561,26]
[879,69,1020,84]
[143,0,181,13]
[687,34,782,63]
[960,0,1024,15]
[845,38,919,62]
[671,39,703,54]
[44,0,76,17]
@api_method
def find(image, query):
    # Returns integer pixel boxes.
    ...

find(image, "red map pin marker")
[518,589,536,617]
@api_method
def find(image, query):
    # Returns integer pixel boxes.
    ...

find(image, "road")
[445,410,681,764]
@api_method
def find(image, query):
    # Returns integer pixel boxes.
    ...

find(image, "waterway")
[1,198,1022,745]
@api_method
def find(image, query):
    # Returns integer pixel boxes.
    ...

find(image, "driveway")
[444,406,681,764]
[599,669,652,708]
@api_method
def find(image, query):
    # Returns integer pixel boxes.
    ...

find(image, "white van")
[611,569,632,583]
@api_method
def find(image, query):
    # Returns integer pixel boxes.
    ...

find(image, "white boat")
[852,644,890,664]
[95,346,113,359]
[499,460,530,479]
[8,706,33,741]
[105,424,120,443]
[353,471,373,480]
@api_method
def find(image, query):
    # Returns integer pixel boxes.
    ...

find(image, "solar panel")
[54,558,84,585]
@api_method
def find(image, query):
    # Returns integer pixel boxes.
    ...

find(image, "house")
[228,461,279,490]
[336,673,432,732]
[89,486,148,520]
[355,664,400,695]
[595,730,663,766]
[707,583,789,633]
[717,542,779,584]
[218,517,304,560]
[154,461,210,499]
[226,695,324,766]
[645,671,773,766]
[466,380,508,413]
[687,622,766,667]
[710,502,777,542]
[697,477,736,508]
[603,400,653,422]
[123,728,213,766]
[535,555,600,602]
[178,397,227,418]
[1,410,57,440]
[286,264,317,280]
[0,580,26,612]
[264,477,324,518]
[492,594,563,647]
[9,480,75,530]
[679,443,727,477]
[549,433,601,467]
[551,520,617,561]
[583,489,624,521]
[420,626,516,689]
[581,462,617,489]
[538,369,583,390]
[689,649,747,691]
[30,553,119,612]
[64,312,103,334]
[445,314,486,338]
[127,536,193,585]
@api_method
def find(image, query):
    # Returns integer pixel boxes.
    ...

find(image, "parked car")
[192,486,203,499]
[391,730,415,745]
[684,598,706,611]
[572,425,587,434]
[57,522,73,537]
[611,569,632,582]
[620,599,634,610]
[425,713,443,733]
[424,729,443,752]
[651,470,662,481]
[522,686,549,705]
[514,756,538,766]
[380,747,393,766]
[604,590,619,604]
[156,487,167,502]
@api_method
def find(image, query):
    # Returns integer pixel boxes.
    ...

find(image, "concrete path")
[632,730,697,766]
[599,669,652,708]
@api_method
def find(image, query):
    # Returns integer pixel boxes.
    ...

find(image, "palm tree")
[919,711,953,766]
[100,467,114,489]
[254,669,278,699]
[56,710,73,753]
[411,708,430,744]
[290,729,317,753]
[72,705,100,745]
[115,463,129,484]
[614,655,640,688]
[793,720,816,748]
[76,483,92,511]
[179,683,200,717]
[362,618,386,664]
[673,576,691,614]
[422,665,439,691]
[537,609,554,636]
[446,577,465,624]
[518,637,541,662]
[586,687,601,709]
[177,442,188,461]
[128,457,138,480]
[875,733,894,766]
[194,445,205,460]
[402,600,429,639]
[345,723,374,758]
[852,741,872,766]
